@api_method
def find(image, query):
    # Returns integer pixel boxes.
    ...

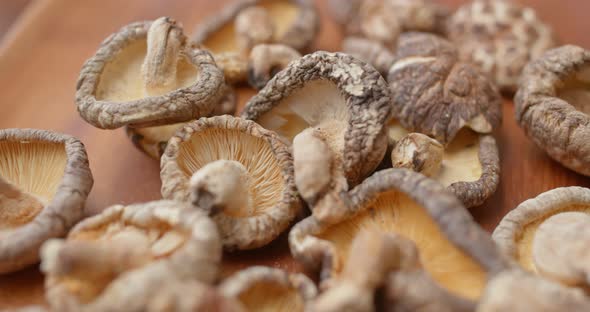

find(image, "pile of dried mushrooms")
[3,0,590,311]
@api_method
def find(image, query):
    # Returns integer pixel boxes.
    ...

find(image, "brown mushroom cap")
[247,43,302,90]
[0,129,93,274]
[289,168,508,303]
[41,200,222,310]
[220,266,317,312]
[76,18,224,129]
[160,115,300,250]
[388,121,500,208]
[515,45,590,176]
[342,36,395,77]
[388,32,502,146]
[493,187,590,290]
[447,0,557,93]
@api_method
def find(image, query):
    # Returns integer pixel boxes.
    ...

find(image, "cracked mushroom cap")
[0,129,93,274]
[388,32,502,146]
[289,168,508,304]
[160,115,300,250]
[493,187,590,290]
[329,0,450,48]
[515,45,590,176]
[41,200,222,311]
[220,266,317,312]
[192,0,319,84]
[447,0,557,93]
[242,51,392,189]
[126,83,237,159]
[76,17,224,129]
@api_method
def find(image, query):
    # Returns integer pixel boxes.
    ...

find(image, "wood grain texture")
[0,0,589,308]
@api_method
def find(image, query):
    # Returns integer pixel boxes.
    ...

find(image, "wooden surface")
[0,0,589,308]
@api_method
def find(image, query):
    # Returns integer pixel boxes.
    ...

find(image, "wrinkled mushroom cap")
[220,266,317,312]
[289,169,507,303]
[447,0,557,92]
[0,129,93,274]
[515,45,590,176]
[242,51,392,185]
[388,32,502,145]
[76,19,224,129]
[160,115,300,250]
[41,200,222,310]
[492,186,590,289]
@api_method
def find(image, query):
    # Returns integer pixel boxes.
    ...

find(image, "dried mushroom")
[515,45,590,176]
[0,129,93,274]
[477,269,590,312]
[160,115,300,250]
[193,0,319,84]
[290,169,507,305]
[342,36,395,76]
[220,266,317,312]
[126,83,237,159]
[493,187,590,290]
[241,52,391,217]
[329,0,449,48]
[41,200,222,311]
[248,44,301,90]
[391,133,443,178]
[76,17,224,129]
[447,0,557,92]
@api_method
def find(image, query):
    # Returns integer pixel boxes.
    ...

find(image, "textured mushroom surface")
[76,18,224,129]
[0,129,93,274]
[342,36,395,76]
[290,169,507,302]
[242,52,391,216]
[477,269,590,312]
[248,43,301,90]
[220,266,317,312]
[493,187,590,290]
[391,132,444,178]
[161,115,300,250]
[193,0,318,84]
[515,45,590,176]
[447,0,556,92]
[41,200,222,311]
[388,32,502,145]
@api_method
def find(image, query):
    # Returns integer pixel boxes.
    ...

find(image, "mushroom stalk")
[235,7,275,54]
[391,133,444,178]
[142,17,186,96]
[190,160,254,217]
[293,128,333,205]
[0,176,45,222]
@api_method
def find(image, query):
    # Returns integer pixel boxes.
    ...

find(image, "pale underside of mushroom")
[387,120,483,187]
[556,65,590,115]
[316,190,487,300]
[0,141,67,230]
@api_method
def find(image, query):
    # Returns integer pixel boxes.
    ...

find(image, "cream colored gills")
[240,282,305,312]
[318,191,487,300]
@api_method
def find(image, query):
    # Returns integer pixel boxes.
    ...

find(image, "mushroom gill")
[237,280,305,312]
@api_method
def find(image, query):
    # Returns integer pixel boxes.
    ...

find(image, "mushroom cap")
[515,45,590,176]
[0,129,93,274]
[387,32,502,145]
[447,0,557,93]
[160,115,300,250]
[220,266,317,312]
[242,51,392,185]
[492,186,590,287]
[76,20,224,129]
[289,168,508,302]
[193,0,319,54]
[42,200,222,310]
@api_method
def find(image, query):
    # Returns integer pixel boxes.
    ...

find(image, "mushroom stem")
[235,7,275,54]
[0,176,45,226]
[248,44,302,90]
[391,133,444,177]
[293,128,333,205]
[142,17,186,96]
[190,160,254,217]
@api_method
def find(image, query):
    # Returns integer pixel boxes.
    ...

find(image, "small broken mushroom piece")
[447,0,557,92]
[220,266,317,312]
[515,45,590,176]
[160,115,300,250]
[329,0,450,49]
[391,133,443,178]
[193,0,319,84]
[41,200,222,311]
[493,186,590,291]
[248,43,301,90]
[242,52,391,218]
[290,169,508,306]
[0,129,93,274]
[76,17,224,129]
